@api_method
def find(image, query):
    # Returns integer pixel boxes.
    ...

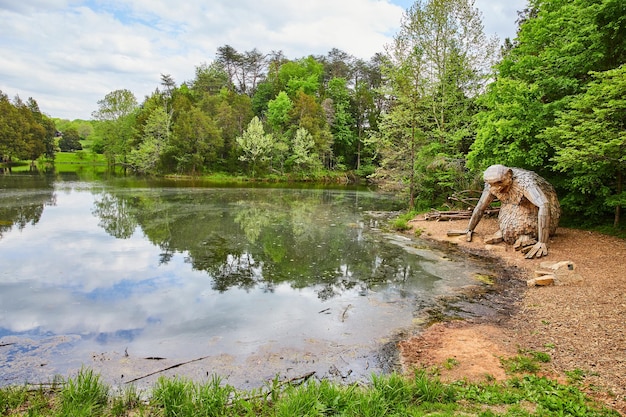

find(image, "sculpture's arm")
[523,185,551,258]
[464,185,495,242]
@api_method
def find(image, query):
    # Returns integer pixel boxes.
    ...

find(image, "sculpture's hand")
[524,242,548,259]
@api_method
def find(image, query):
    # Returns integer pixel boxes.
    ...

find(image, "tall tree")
[326,77,356,169]
[375,0,494,207]
[236,116,274,176]
[128,107,170,175]
[192,62,231,96]
[543,65,626,227]
[169,106,222,174]
[91,89,138,165]
[278,56,324,97]
[469,0,625,174]
[288,127,321,173]
[290,91,333,168]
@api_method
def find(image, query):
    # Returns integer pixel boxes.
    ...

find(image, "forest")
[1,0,624,228]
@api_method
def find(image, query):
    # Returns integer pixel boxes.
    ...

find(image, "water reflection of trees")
[91,193,138,238]
[89,187,422,299]
[0,175,56,239]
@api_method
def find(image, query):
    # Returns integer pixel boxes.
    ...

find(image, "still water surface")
[0,175,493,389]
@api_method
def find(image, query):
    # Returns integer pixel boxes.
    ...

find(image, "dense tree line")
[3,0,624,227]
[0,92,56,164]
[87,48,384,180]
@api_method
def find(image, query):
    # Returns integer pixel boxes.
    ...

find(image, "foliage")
[469,0,626,228]
[91,89,138,165]
[543,65,626,227]
[59,368,109,416]
[0,92,55,163]
[0,369,619,416]
[373,0,497,208]
[58,127,83,152]
[236,116,275,176]
[4,0,626,229]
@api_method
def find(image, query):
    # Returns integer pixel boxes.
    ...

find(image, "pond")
[0,174,496,390]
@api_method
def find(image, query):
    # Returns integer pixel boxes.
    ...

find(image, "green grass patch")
[0,368,619,416]
[53,151,107,165]
[391,210,419,231]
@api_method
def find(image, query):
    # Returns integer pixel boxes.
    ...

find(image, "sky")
[0,0,527,120]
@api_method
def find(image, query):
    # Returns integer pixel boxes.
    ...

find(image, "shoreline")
[400,215,626,415]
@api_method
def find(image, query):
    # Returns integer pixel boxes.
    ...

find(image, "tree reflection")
[0,175,56,239]
[91,193,138,239]
[88,187,418,299]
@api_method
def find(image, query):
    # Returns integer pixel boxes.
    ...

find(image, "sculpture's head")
[483,164,513,193]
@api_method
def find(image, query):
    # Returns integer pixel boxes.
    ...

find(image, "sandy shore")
[398,215,626,415]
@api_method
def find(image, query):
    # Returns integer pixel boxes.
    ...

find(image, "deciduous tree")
[92,89,138,166]
[236,116,274,176]
[543,65,626,227]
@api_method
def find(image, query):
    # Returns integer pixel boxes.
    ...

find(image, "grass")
[391,210,420,231]
[501,349,551,375]
[0,366,619,417]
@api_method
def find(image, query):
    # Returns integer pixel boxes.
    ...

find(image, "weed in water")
[474,274,495,285]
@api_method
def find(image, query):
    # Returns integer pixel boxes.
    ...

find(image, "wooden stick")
[124,355,210,384]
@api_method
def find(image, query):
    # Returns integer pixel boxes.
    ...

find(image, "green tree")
[278,56,324,97]
[128,107,170,174]
[375,0,495,208]
[469,0,626,174]
[288,127,321,173]
[168,106,222,174]
[91,89,138,166]
[0,92,20,162]
[266,91,293,133]
[352,56,384,173]
[290,91,333,169]
[326,77,356,169]
[192,62,231,96]
[236,116,274,176]
[543,65,626,227]
[58,127,83,152]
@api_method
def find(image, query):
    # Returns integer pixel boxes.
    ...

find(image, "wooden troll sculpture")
[457,165,561,259]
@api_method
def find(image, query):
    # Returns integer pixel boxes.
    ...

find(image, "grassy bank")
[1,358,619,417]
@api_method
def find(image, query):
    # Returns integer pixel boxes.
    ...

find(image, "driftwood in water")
[124,355,210,384]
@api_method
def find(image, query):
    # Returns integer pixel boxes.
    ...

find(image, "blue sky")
[0,0,526,120]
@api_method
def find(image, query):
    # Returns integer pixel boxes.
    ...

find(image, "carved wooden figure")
[460,165,560,259]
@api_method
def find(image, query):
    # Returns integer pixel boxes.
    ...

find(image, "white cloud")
[0,0,526,120]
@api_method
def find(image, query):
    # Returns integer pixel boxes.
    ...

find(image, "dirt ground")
[398,215,626,415]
